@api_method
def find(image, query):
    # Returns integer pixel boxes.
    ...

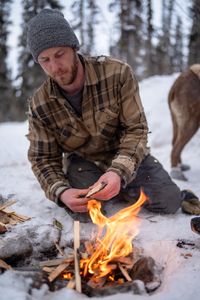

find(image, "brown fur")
[168,64,200,168]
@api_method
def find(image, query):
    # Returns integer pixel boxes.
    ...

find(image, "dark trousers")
[64,154,182,221]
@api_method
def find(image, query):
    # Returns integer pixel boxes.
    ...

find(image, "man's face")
[38,47,78,87]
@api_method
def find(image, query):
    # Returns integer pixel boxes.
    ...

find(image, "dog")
[168,64,200,181]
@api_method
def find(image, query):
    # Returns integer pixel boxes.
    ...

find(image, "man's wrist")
[54,186,69,205]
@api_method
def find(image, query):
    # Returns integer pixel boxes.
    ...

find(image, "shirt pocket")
[54,125,89,151]
[97,108,119,139]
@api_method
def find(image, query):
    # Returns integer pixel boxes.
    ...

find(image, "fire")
[81,190,147,279]
[63,272,73,280]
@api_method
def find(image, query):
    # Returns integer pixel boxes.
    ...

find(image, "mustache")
[54,70,67,77]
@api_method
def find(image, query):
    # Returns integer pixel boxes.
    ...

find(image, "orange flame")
[81,190,147,278]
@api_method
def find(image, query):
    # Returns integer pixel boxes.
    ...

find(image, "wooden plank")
[74,221,82,293]
[48,262,70,282]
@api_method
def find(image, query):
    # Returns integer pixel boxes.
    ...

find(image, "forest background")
[0,0,199,122]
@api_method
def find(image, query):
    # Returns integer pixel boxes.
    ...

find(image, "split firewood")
[0,211,10,224]
[0,259,12,270]
[86,182,107,198]
[67,278,76,289]
[48,262,70,282]
[0,201,30,227]
[118,263,132,282]
[0,200,17,211]
[74,221,82,293]
[39,257,74,267]
[42,266,56,273]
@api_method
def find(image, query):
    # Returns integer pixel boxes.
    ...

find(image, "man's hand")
[60,188,89,212]
[88,171,121,201]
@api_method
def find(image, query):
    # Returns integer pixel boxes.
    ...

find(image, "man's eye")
[38,58,48,63]
[56,52,64,58]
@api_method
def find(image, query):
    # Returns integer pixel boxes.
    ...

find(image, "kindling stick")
[74,221,82,293]
[118,262,132,282]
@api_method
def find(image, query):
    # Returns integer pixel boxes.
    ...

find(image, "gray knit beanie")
[27,9,80,62]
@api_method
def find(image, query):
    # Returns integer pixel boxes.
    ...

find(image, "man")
[26,9,200,221]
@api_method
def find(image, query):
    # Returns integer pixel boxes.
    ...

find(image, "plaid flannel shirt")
[27,55,149,202]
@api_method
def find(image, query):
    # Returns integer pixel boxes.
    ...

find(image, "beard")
[52,51,78,87]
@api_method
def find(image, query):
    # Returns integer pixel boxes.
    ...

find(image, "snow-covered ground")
[0,74,200,300]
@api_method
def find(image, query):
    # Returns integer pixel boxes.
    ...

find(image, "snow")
[0,74,200,300]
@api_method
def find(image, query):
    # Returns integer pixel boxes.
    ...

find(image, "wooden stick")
[48,262,70,282]
[0,200,17,211]
[74,221,82,293]
[118,263,132,282]
[39,257,74,267]
[0,259,12,270]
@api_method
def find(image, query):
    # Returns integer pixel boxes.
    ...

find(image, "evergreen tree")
[188,0,200,65]
[84,0,99,54]
[16,0,63,121]
[110,0,144,78]
[144,0,157,77]
[172,16,184,72]
[155,0,174,75]
[70,0,100,55]
[0,0,16,122]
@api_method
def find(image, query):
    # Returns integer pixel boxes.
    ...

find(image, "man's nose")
[50,60,59,73]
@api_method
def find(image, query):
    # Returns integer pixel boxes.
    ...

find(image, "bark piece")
[86,182,107,198]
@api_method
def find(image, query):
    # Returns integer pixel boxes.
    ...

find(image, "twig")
[74,221,82,293]
[54,241,65,256]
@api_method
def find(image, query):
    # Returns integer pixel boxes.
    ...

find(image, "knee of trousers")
[144,185,182,214]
